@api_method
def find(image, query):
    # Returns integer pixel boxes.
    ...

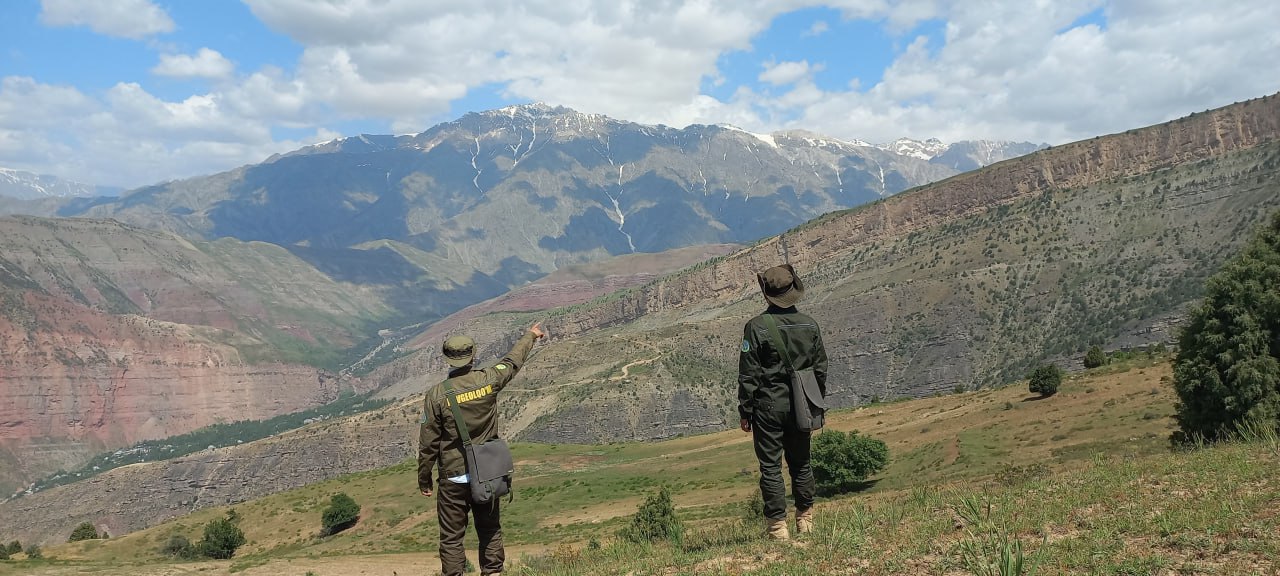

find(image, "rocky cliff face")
[0,292,342,494]
[0,217,390,495]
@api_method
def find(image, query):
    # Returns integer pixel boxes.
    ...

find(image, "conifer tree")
[1173,211,1280,440]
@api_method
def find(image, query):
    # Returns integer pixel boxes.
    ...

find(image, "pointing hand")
[530,322,546,339]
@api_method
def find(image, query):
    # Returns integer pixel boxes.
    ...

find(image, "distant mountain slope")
[928,140,1048,170]
[58,105,957,319]
[0,167,119,200]
[0,216,393,496]
[877,138,1046,169]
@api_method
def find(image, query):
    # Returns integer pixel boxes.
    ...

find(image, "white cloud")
[759,60,823,86]
[0,77,307,188]
[152,49,236,80]
[759,0,1280,146]
[39,0,174,39]
[804,20,830,37]
[242,0,788,129]
[7,0,1280,189]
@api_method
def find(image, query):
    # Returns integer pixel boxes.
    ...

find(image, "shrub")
[620,486,682,543]
[740,490,765,523]
[1083,345,1108,369]
[1028,364,1062,397]
[5,542,19,556]
[68,522,100,542]
[0,545,7,560]
[197,513,246,559]
[321,493,361,536]
[812,429,889,496]
[23,544,41,559]
[160,535,199,560]
[1173,211,1280,442]
[995,463,1051,487]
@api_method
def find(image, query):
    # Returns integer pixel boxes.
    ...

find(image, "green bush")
[0,545,8,560]
[5,542,19,556]
[321,493,361,536]
[812,429,889,496]
[740,490,765,523]
[23,544,41,559]
[68,522,100,542]
[197,513,246,559]
[1028,364,1062,397]
[620,486,682,543]
[1083,345,1108,369]
[160,535,199,560]
[1174,211,1280,442]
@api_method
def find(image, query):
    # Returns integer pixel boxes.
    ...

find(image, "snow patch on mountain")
[879,138,949,160]
[0,168,113,200]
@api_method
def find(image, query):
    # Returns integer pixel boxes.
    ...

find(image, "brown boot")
[765,517,790,540]
[795,507,814,534]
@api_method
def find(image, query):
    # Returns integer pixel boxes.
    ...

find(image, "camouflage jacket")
[737,306,828,420]
[417,331,537,491]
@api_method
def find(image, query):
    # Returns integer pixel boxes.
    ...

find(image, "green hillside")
[9,358,1276,575]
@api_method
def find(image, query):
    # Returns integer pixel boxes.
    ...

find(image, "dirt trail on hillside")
[507,333,666,393]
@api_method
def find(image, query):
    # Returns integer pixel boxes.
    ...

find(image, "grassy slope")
[10,358,1277,575]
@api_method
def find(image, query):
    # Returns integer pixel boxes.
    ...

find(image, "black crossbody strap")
[442,379,473,448]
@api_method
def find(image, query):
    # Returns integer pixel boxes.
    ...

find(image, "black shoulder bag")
[762,314,826,431]
[442,380,514,503]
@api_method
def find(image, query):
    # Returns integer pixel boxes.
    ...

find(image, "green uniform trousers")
[753,408,815,521]
[437,479,503,576]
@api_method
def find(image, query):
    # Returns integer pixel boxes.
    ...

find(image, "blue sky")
[1,0,1278,188]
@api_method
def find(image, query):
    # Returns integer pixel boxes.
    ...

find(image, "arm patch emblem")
[741,339,751,353]
[495,363,508,370]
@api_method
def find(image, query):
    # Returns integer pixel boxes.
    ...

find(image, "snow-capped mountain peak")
[0,167,114,200]
[879,137,949,160]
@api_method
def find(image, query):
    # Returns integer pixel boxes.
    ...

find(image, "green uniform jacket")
[737,306,828,420]
[418,331,537,492]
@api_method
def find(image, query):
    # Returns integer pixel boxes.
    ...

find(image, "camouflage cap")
[442,335,475,367]
[757,264,805,308]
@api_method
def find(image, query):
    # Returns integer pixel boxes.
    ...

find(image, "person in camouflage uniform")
[419,322,545,576]
[738,265,828,540]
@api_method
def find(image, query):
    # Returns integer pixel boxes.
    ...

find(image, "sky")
[1,0,1278,189]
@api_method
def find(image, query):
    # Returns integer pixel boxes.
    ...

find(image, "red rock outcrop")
[0,217,388,495]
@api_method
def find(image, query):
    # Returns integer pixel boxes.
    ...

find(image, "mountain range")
[2,92,1269,542]
[0,105,1040,498]
[48,105,1040,322]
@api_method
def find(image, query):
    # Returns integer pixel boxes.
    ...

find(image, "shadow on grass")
[1020,394,1054,402]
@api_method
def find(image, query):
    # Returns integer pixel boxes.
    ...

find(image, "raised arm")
[488,322,545,392]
